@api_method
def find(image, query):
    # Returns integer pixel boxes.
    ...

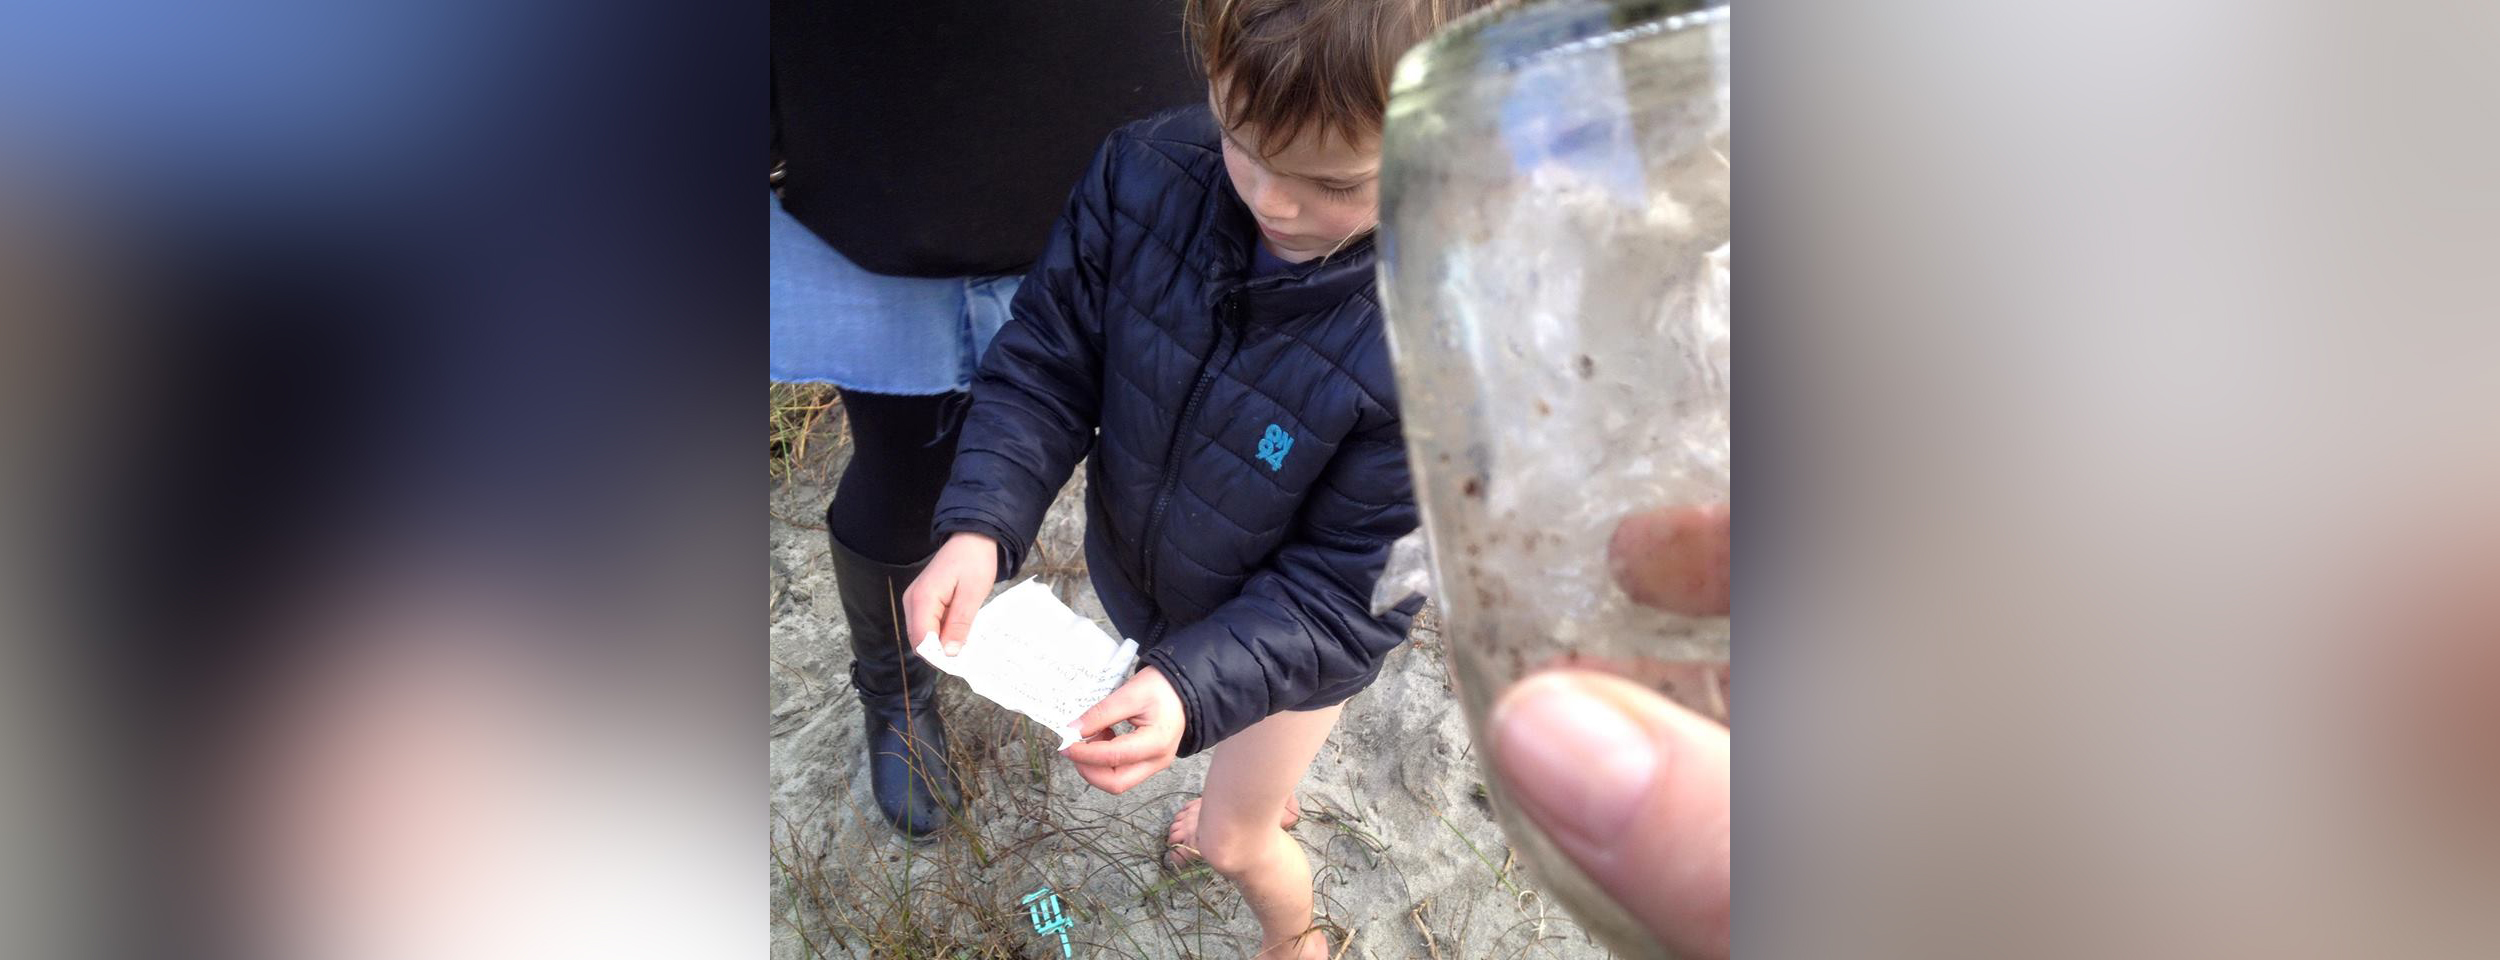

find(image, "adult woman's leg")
[823,387,968,839]
[824,388,963,565]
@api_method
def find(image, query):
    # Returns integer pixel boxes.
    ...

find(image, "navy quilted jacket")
[932,106,1422,758]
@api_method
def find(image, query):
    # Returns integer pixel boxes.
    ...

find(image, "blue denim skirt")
[770,192,1022,393]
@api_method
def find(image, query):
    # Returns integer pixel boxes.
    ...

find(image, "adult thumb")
[1491,669,1730,960]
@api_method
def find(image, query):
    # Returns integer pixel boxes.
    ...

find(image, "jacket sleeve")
[929,131,1123,575]
[1138,417,1424,757]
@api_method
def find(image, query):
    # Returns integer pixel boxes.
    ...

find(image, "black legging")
[824,388,967,566]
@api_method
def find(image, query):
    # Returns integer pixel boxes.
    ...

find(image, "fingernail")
[1492,673,1661,850]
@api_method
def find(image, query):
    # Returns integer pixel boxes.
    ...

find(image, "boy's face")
[1211,82,1381,264]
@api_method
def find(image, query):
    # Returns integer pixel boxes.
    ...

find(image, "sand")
[768,423,1618,959]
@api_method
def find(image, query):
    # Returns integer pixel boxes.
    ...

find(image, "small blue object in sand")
[1021,886,1076,957]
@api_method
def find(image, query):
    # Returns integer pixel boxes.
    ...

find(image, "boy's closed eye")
[1208,86,1383,262]
[1221,127,1374,195]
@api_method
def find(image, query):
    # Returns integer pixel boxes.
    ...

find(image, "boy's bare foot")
[1165,792,1301,867]
[1252,929,1330,960]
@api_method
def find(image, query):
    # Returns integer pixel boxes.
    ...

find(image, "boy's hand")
[903,532,999,656]
[1063,665,1185,795]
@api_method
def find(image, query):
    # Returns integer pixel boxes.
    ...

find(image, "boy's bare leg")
[1167,791,1299,864]
[1181,703,1344,960]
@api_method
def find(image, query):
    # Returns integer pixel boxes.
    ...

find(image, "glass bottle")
[1377,1,1730,955]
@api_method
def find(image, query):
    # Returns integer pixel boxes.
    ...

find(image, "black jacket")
[769,0,1203,278]
[933,107,1422,757]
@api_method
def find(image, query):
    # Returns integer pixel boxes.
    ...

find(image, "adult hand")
[1490,502,1731,960]
[1063,665,1186,794]
[903,531,998,656]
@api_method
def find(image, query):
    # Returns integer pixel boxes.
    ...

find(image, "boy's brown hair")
[1185,0,1486,156]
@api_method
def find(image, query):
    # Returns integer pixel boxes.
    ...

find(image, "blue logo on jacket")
[1255,423,1293,471]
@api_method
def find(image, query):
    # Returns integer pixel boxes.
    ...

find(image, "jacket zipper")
[1138,292,1243,637]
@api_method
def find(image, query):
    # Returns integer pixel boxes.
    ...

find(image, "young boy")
[906,1,1483,956]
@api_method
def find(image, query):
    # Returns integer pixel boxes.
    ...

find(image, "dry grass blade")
[1431,806,1525,899]
[1412,899,1446,960]
[770,382,844,484]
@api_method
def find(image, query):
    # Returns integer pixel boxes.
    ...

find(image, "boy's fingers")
[903,578,944,652]
[1071,758,1131,793]
[1112,758,1169,793]
[1100,764,1149,794]
[1063,730,1163,768]
[939,581,979,654]
[1060,731,1122,765]
[1073,761,1125,794]
[1072,757,1163,795]
[1074,686,1141,737]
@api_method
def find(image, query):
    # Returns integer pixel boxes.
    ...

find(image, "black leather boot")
[828,533,963,841]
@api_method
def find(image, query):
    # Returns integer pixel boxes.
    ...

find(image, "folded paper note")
[915,578,1140,749]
